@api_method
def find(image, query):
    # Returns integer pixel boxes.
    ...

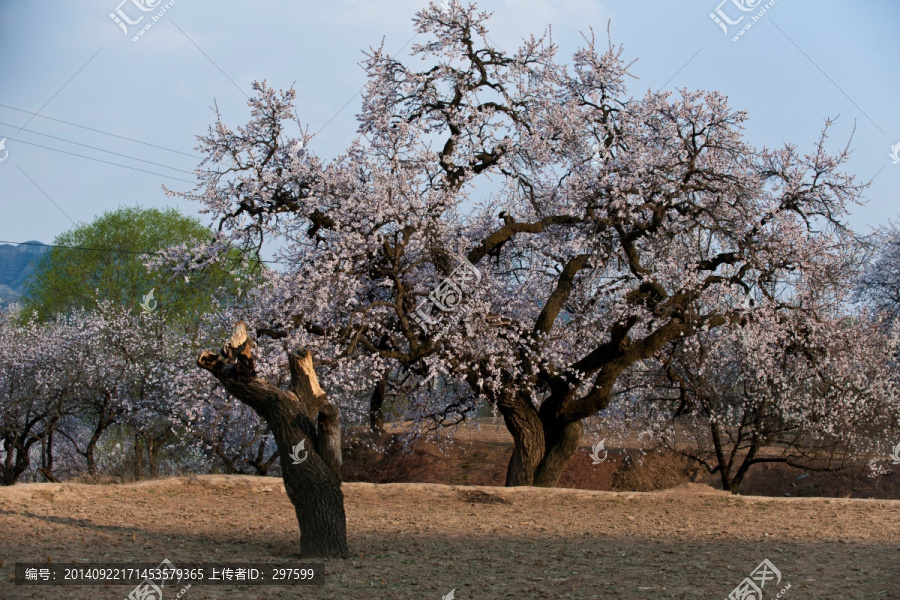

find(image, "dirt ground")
[1,475,899,600]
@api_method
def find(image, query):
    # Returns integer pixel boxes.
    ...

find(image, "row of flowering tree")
[0,300,280,485]
[614,277,900,492]
[0,305,155,485]
[152,1,900,557]
[0,201,279,485]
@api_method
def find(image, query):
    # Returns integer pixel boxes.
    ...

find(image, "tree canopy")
[167,2,878,490]
[21,206,252,325]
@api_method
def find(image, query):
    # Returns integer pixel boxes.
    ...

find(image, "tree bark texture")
[198,322,348,558]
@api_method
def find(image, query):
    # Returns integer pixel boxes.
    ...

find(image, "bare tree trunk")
[40,432,59,483]
[710,422,732,491]
[85,437,98,475]
[727,438,762,494]
[533,420,583,487]
[498,386,592,487]
[84,395,117,476]
[198,323,348,558]
[84,416,110,476]
[496,392,545,486]
[134,433,144,480]
[249,433,278,476]
[147,437,160,479]
[40,423,59,483]
[1,437,20,485]
[1,432,38,486]
[369,371,388,432]
[499,409,583,488]
[213,440,240,474]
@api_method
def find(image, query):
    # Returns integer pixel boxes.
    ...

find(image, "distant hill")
[0,241,48,307]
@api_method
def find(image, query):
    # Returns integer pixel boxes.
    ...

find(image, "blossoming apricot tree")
[167,1,873,555]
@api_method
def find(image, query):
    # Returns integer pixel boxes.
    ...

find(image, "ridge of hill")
[0,240,47,306]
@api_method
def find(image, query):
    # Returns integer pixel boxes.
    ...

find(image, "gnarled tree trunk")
[1,432,35,486]
[533,420,583,487]
[197,322,348,558]
[499,324,686,487]
[496,391,546,486]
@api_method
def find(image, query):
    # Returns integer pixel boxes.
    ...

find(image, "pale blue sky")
[1,0,898,258]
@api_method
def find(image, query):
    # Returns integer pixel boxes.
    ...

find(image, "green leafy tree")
[21,206,253,326]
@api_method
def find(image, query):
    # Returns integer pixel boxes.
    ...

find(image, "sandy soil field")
[1,475,898,600]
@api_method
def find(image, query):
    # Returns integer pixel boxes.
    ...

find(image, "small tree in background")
[0,303,206,484]
[21,205,251,326]
[858,221,900,320]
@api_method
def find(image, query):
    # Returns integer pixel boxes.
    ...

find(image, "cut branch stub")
[223,320,254,361]
[289,349,327,421]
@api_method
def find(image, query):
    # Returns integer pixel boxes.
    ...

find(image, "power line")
[0,103,199,158]
[170,20,249,100]
[770,20,884,135]
[0,239,281,265]
[16,167,76,226]
[1,121,193,174]
[16,47,104,133]
[312,32,419,139]
[659,46,704,91]
[0,135,196,184]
